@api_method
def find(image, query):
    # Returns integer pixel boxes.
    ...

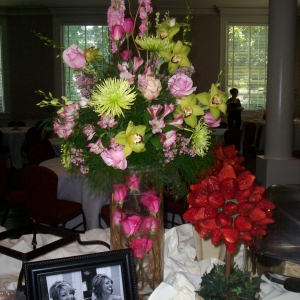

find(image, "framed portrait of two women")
[24,249,138,300]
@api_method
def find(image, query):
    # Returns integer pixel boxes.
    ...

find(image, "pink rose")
[113,208,126,225]
[168,73,196,98]
[111,25,125,41]
[139,76,162,101]
[62,45,86,69]
[130,237,153,259]
[113,184,127,202]
[121,215,142,236]
[203,112,221,127]
[120,50,133,62]
[126,173,141,191]
[140,190,160,213]
[123,18,134,35]
[100,146,127,170]
[140,216,158,234]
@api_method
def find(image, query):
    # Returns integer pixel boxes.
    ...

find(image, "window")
[227,25,268,110]
[0,25,3,112]
[220,9,268,110]
[63,25,109,101]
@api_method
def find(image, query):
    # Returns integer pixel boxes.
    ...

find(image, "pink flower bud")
[111,25,125,41]
[140,190,160,213]
[126,173,141,191]
[121,215,142,236]
[113,184,127,202]
[123,18,134,35]
[130,237,153,258]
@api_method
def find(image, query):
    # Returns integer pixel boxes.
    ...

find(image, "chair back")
[0,155,8,200]
[27,139,55,165]
[243,122,256,145]
[224,128,242,152]
[22,165,59,223]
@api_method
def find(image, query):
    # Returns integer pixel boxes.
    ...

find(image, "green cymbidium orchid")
[84,47,103,63]
[159,40,191,74]
[196,83,228,120]
[114,121,146,157]
[176,93,204,128]
[156,18,190,42]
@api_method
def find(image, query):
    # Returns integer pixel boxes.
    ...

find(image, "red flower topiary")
[184,143,275,253]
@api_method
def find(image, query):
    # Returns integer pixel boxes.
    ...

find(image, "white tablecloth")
[39,158,110,230]
[0,127,30,168]
[0,224,297,299]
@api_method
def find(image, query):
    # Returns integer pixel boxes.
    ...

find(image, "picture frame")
[24,249,138,300]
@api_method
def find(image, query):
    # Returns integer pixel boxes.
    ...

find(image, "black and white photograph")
[43,265,124,300]
[24,250,138,300]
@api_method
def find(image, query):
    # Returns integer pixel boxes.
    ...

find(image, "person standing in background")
[227,88,244,129]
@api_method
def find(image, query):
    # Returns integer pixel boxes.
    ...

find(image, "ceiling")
[0,0,293,10]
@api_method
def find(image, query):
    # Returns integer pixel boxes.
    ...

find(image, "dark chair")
[99,204,110,229]
[0,155,27,227]
[255,125,264,154]
[164,195,188,228]
[224,128,242,152]
[7,120,26,127]
[22,165,87,232]
[242,122,257,155]
[0,130,10,161]
[27,139,55,165]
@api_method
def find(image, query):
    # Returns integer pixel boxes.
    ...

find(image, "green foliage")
[196,264,263,300]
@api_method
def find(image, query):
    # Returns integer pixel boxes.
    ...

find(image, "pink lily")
[83,124,96,140]
[87,138,104,155]
[133,57,144,73]
[160,130,177,147]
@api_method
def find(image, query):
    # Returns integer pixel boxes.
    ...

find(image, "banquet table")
[39,157,110,230]
[0,127,30,168]
[0,224,297,300]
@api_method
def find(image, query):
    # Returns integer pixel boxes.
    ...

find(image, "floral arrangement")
[36,0,228,197]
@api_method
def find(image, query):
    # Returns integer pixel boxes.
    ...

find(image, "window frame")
[0,14,11,115]
[52,11,108,100]
[219,8,268,111]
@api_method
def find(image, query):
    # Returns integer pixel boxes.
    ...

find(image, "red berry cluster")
[183,143,275,253]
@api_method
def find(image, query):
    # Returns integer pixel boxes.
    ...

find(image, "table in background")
[0,224,297,300]
[0,127,30,168]
[40,157,109,230]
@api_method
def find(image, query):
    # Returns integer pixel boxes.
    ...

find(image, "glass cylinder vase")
[110,168,164,299]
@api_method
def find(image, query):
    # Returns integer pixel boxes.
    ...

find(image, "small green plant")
[196,264,262,300]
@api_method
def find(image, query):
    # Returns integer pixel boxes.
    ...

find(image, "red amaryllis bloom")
[130,237,153,258]
[111,25,125,41]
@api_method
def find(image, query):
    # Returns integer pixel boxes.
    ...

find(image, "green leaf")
[150,135,163,149]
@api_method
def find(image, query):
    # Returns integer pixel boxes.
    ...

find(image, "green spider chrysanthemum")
[90,78,137,117]
[190,119,211,157]
[135,35,174,52]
